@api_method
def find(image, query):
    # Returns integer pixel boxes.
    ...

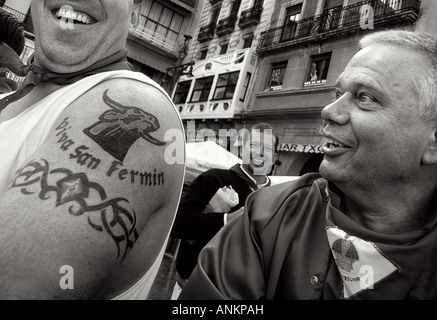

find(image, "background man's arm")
[179,196,265,300]
[171,171,228,241]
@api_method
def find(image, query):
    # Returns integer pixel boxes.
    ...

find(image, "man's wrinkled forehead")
[336,45,398,87]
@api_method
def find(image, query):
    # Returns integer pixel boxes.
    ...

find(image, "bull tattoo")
[84,89,166,162]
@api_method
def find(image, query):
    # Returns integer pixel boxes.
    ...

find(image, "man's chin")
[37,44,97,73]
[319,164,345,184]
[251,165,271,176]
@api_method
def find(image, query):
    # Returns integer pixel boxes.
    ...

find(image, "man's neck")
[339,179,437,234]
[240,164,267,185]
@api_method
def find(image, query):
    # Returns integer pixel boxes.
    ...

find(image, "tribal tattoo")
[83,89,166,162]
[9,159,138,260]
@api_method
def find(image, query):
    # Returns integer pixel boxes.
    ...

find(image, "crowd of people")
[1,0,437,300]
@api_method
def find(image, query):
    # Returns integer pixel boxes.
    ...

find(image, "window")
[230,0,242,18]
[220,43,229,55]
[199,49,208,60]
[213,71,240,100]
[268,61,288,90]
[239,72,252,102]
[282,4,302,41]
[242,34,254,49]
[285,4,302,24]
[211,7,221,26]
[173,80,192,104]
[304,54,332,87]
[324,0,343,10]
[190,76,214,102]
[323,0,343,31]
[323,6,342,31]
[139,1,184,47]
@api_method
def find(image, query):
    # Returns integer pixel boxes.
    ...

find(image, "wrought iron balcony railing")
[238,3,263,29]
[257,0,420,55]
[216,15,238,36]
[198,23,216,42]
[133,15,179,55]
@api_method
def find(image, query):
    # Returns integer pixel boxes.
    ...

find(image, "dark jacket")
[0,74,18,94]
[170,164,267,280]
[180,173,437,299]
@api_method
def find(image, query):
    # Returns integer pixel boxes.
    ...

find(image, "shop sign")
[278,143,323,153]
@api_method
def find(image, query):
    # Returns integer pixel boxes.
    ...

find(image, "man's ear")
[422,128,437,165]
[272,152,279,166]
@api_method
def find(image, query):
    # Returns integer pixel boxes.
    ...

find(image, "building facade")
[127,0,204,93]
[172,0,277,152]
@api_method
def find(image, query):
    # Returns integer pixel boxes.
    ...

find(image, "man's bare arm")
[0,79,185,299]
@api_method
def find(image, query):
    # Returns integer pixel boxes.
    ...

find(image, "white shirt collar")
[239,164,270,189]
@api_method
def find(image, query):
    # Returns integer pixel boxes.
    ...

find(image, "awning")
[277,143,323,153]
[185,141,241,184]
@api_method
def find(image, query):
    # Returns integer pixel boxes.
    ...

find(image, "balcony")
[170,0,197,9]
[238,3,263,29]
[216,15,238,37]
[257,0,420,55]
[198,23,216,42]
[175,49,253,120]
[133,29,178,56]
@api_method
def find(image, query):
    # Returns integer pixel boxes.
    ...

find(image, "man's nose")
[321,93,351,126]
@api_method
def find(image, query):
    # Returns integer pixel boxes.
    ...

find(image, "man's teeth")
[326,140,345,148]
[252,159,264,165]
[56,8,94,24]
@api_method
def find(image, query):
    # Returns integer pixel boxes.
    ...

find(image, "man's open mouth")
[322,139,352,151]
[324,140,345,149]
[54,7,97,25]
[252,158,265,166]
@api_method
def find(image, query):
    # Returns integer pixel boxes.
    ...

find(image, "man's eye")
[358,92,374,103]
[334,90,343,101]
